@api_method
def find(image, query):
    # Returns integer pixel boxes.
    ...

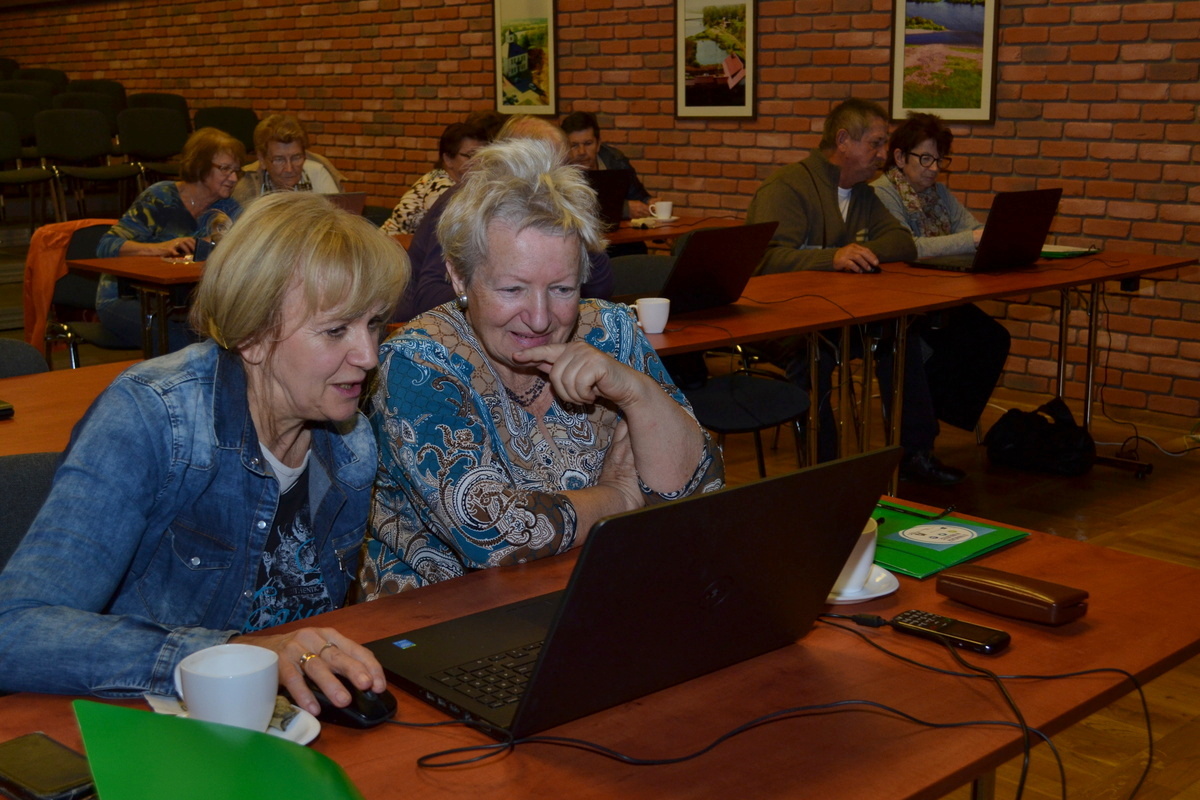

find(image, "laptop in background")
[323,191,368,216]
[367,447,901,739]
[657,220,778,315]
[584,169,633,231]
[907,187,1062,273]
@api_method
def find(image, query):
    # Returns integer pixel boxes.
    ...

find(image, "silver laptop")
[366,447,901,739]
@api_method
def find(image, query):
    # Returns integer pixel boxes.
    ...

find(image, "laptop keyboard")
[429,641,543,709]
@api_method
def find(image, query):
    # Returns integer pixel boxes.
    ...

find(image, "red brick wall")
[3,0,1198,425]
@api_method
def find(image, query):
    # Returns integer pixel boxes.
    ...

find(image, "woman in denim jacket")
[0,193,409,718]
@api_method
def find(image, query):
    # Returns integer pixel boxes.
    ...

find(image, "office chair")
[0,452,59,572]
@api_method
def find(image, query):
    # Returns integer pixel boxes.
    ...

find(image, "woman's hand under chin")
[512,341,648,408]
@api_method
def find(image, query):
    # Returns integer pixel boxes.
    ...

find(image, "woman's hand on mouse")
[230,627,386,716]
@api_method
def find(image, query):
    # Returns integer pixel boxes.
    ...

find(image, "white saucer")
[144,695,320,746]
[268,707,320,746]
[826,564,900,605]
[650,215,679,224]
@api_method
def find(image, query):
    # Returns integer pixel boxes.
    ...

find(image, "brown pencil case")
[936,565,1088,626]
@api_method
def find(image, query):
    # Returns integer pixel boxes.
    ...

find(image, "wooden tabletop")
[0,361,136,457]
[2,526,1197,799]
[68,256,203,285]
[607,215,741,245]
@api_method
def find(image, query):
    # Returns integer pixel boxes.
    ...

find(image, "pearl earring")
[455,294,469,310]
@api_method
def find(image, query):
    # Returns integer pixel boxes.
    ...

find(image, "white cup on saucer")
[635,297,671,334]
[174,643,278,731]
[649,200,674,220]
[831,518,878,597]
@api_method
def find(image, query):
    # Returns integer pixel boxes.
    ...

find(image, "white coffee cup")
[648,200,673,220]
[831,518,878,597]
[636,297,671,335]
[174,644,279,731]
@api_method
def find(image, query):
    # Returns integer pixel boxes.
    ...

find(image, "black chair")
[66,79,127,111]
[683,360,810,478]
[118,107,188,185]
[0,111,58,230]
[0,79,56,108]
[34,108,140,219]
[44,223,136,368]
[0,339,48,378]
[13,68,69,94]
[0,91,50,159]
[194,106,257,154]
[53,91,122,139]
[0,452,59,572]
[0,58,17,81]
[127,92,191,128]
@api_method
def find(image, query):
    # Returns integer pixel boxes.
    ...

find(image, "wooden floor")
[718,384,1200,800]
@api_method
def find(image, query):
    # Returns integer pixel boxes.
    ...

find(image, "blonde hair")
[179,127,246,183]
[191,192,410,352]
[437,137,604,286]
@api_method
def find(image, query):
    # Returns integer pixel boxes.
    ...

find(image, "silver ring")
[318,641,338,656]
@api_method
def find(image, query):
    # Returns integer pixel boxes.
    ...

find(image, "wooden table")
[1,527,1196,799]
[0,361,136,456]
[607,215,741,246]
[67,256,202,358]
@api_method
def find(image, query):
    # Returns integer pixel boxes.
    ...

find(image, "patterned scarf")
[885,166,952,237]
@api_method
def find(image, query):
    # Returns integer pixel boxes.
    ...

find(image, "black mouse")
[863,264,882,273]
[301,674,397,729]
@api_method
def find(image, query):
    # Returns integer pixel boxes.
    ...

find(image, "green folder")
[873,503,1029,579]
[73,701,364,800]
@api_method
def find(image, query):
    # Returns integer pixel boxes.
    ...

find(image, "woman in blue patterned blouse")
[362,137,724,598]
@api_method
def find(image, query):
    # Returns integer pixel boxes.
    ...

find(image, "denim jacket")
[0,342,376,697]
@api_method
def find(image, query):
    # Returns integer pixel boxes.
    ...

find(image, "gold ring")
[299,652,318,668]
[319,641,338,655]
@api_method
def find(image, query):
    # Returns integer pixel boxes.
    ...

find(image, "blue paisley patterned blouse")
[361,299,724,598]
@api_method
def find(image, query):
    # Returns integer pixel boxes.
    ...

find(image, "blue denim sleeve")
[0,378,237,697]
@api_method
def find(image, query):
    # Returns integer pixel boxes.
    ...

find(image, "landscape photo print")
[675,0,755,118]
[890,0,997,122]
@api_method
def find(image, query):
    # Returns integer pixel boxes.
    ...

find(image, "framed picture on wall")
[890,0,999,122]
[675,0,756,119]
[494,0,557,116]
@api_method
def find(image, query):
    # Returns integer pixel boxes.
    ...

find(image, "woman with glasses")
[95,127,246,352]
[872,112,1010,479]
[870,112,983,258]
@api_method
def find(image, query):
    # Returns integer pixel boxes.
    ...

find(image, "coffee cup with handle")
[648,200,673,220]
[174,643,279,731]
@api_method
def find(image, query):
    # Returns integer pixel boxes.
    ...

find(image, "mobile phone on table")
[890,609,1011,655]
[0,732,94,800]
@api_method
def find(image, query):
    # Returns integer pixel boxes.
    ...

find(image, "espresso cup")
[635,297,670,335]
[831,518,878,597]
[648,200,673,220]
[174,644,279,731]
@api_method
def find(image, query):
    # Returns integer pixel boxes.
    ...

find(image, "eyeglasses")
[268,154,306,169]
[211,162,242,176]
[907,152,952,170]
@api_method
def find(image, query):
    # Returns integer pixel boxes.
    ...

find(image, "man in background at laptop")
[746,98,966,485]
[561,111,655,221]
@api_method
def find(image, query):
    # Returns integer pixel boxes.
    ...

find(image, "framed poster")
[494,0,557,115]
[675,0,756,119]
[890,0,999,122]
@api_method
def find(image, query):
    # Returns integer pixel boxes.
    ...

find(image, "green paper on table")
[872,503,1029,579]
[73,701,364,800]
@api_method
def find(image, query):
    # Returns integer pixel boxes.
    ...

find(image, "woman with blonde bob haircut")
[0,192,409,721]
[362,137,723,598]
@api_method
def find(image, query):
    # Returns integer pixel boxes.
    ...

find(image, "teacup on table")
[174,643,279,731]
[649,200,674,220]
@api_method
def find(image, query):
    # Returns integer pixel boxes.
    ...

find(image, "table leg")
[136,285,173,359]
[1055,289,1071,400]
[886,317,908,496]
[1083,283,1101,431]
[839,326,853,458]
[970,770,996,800]
[807,334,821,466]
[137,289,155,359]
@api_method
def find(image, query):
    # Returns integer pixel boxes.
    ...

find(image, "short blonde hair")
[179,127,246,183]
[191,192,410,352]
[437,137,604,287]
[254,113,309,156]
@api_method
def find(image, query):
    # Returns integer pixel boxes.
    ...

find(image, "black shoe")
[900,450,965,486]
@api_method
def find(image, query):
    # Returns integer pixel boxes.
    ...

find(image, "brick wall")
[3,0,1197,426]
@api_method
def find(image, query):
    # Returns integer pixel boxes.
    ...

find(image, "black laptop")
[652,220,778,315]
[584,169,633,231]
[366,447,901,739]
[907,188,1062,273]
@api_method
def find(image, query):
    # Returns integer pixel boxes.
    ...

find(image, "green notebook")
[873,503,1029,579]
[73,701,364,800]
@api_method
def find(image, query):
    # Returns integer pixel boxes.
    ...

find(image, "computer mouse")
[863,264,882,273]
[301,674,397,729]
